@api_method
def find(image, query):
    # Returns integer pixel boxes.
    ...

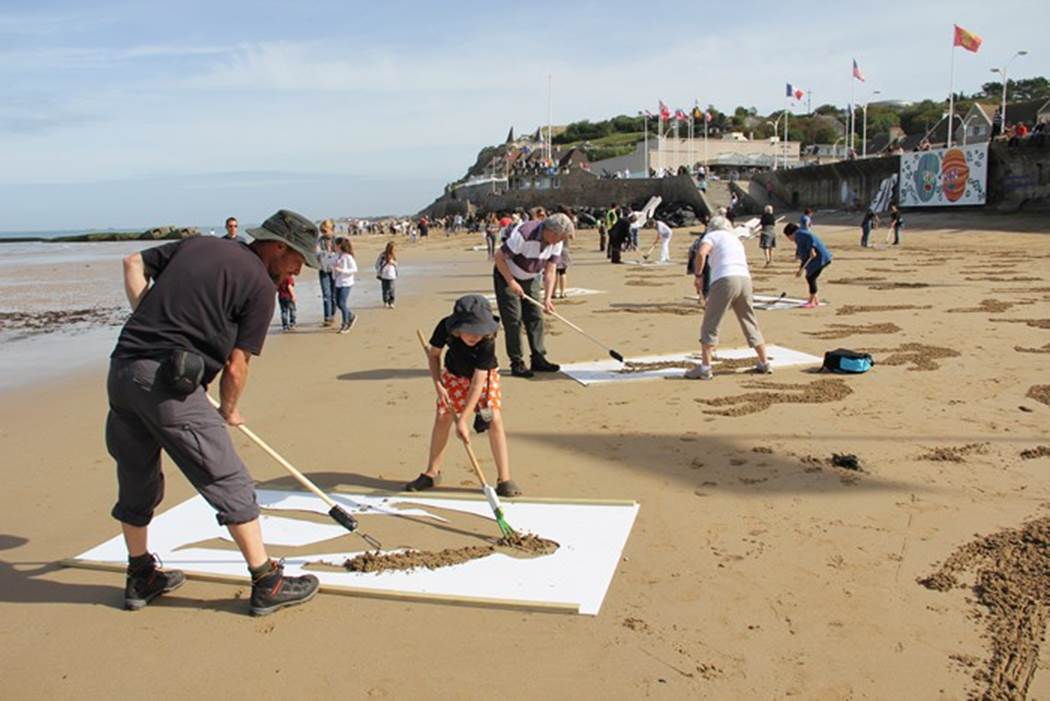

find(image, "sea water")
[0,236,430,391]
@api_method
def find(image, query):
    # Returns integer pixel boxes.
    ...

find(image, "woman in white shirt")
[374,241,399,308]
[685,216,770,379]
[333,237,358,333]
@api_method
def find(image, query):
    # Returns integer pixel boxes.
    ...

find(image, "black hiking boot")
[250,560,320,617]
[530,355,560,373]
[510,361,534,378]
[124,555,185,611]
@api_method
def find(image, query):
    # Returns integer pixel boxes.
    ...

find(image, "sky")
[1,0,1046,231]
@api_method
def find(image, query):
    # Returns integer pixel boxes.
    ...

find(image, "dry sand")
[1,212,1049,698]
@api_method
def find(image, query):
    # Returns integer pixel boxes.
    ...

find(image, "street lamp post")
[991,51,1027,131]
[862,90,881,158]
[766,112,786,170]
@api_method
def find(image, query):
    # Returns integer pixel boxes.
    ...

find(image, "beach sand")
[1,215,1048,698]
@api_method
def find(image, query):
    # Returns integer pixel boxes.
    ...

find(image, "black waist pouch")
[162,349,206,396]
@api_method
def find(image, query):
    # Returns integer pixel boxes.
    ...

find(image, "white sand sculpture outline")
[559,345,822,386]
[66,489,639,616]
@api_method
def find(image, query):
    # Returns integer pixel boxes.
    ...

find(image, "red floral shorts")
[437,369,502,416]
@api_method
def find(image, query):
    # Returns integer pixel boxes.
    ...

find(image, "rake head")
[495,510,517,538]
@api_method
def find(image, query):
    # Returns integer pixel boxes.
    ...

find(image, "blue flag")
[785,82,793,97]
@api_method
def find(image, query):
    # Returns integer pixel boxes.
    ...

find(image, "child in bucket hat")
[405,295,521,497]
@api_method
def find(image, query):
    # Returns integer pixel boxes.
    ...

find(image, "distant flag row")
[650,101,712,122]
[654,23,982,129]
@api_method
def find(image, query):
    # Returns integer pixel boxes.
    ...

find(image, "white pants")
[659,238,671,262]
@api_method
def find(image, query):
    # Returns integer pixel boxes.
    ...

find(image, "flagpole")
[704,111,709,168]
[546,74,552,162]
[783,100,789,169]
[689,111,694,175]
[947,41,956,148]
[643,115,649,176]
[849,72,855,154]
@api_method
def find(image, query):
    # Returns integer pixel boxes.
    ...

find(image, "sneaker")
[683,365,713,380]
[125,555,186,611]
[754,362,773,375]
[322,318,334,328]
[250,560,320,617]
[337,325,348,334]
[530,356,560,373]
[510,361,534,379]
[348,316,358,331]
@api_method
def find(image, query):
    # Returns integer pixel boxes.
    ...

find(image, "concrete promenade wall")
[420,172,713,219]
[751,157,900,211]
[987,140,1050,211]
[749,140,1050,212]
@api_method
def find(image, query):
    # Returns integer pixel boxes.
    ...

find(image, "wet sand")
[1,214,1049,698]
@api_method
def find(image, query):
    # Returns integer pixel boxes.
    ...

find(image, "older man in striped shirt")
[493,212,575,378]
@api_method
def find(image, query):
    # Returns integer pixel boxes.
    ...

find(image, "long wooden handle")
[415,329,490,489]
[521,293,604,345]
[206,394,336,508]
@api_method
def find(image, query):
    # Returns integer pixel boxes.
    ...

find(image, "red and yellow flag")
[953,24,982,53]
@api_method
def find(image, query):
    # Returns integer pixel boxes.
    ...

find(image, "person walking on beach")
[107,208,321,616]
[404,295,520,497]
[684,215,771,380]
[333,237,358,333]
[484,213,500,259]
[604,203,618,257]
[492,211,573,378]
[316,219,337,327]
[860,208,880,248]
[800,207,814,230]
[277,274,296,331]
[758,205,776,265]
[375,240,398,309]
[888,205,903,246]
[784,222,832,308]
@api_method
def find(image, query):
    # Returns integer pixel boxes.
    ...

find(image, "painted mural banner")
[899,143,988,207]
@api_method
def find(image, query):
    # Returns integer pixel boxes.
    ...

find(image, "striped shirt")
[500,221,563,280]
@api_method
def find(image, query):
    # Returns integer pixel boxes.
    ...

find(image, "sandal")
[496,480,522,497]
[405,473,440,492]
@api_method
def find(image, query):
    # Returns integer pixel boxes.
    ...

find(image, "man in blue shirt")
[783,223,832,308]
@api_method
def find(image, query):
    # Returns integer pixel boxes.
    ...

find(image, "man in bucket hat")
[405,294,522,497]
[106,209,321,616]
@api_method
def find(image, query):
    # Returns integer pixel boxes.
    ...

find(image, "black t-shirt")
[429,317,498,378]
[760,212,775,226]
[112,236,276,383]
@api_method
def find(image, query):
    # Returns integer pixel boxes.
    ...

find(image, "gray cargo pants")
[493,269,546,366]
[106,357,259,527]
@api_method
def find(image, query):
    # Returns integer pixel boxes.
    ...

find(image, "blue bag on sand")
[822,348,874,373]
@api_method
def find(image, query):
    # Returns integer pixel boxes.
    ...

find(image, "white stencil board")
[681,295,828,310]
[558,345,823,386]
[482,288,605,306]
[68,490,639,616]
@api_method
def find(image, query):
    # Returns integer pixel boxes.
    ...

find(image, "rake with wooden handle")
[521,294,625,362]
[415,330,516,537]
[206,394,382,550]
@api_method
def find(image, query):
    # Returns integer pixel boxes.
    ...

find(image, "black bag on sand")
[822,348,874,374]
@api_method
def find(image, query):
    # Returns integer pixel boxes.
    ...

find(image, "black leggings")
[806,262,829,295]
